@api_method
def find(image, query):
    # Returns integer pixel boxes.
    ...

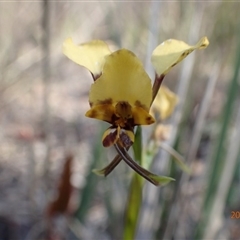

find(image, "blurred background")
[0,1,240,239]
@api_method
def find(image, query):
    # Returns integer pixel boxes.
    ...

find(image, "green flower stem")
[132,126,143,164]
[123,173,143,240]
[123,127,143,240]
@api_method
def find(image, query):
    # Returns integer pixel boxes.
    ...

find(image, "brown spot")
[99,98,113,105]
[135,100,147,110]
[115,101,132,122]
[181,50,193,58]
[115,50,121,55]
[171,62,177,68]
[102,128,118,147]
[89,102,93,107]
[181,52,187,58]
[181,51,190,58]
[146,116,154,124]
[88,109,97,118]
[120,131,133,148]
[93,73,102,81]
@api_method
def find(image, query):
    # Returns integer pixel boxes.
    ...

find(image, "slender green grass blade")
[158,142,191,174]
[75,130,104,223]
[195,24,240,239]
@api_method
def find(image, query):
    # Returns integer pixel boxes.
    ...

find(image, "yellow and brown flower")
[63,36,209,185]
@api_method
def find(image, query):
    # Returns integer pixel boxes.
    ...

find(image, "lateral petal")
[151,36,209,77]
[85,104,115,123]
[132,107,155,125]
[63,38,111,77]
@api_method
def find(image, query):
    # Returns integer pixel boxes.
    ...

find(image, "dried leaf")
[47,154,73,217]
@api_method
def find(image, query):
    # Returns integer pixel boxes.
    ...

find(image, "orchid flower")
[63,37,209,185]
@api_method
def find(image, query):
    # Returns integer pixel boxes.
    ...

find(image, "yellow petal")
[89,49,152,110]
[132,107,155,125]
[151,85,178,120]
[85,104,115,123]
[151,36,209,76]
[62,38,111,77]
